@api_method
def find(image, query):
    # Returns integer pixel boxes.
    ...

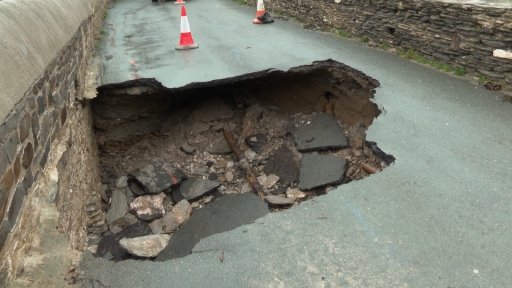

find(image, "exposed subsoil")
[88,60,394,260]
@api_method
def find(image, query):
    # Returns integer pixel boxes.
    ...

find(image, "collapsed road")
[77,0,512,287]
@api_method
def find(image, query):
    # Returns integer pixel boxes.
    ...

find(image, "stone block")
[31,112,39,147]
[0,148,8,177]
[52,91,63,108]
[61,106,68,125]
[39,112,52,145]
[26,94,36,111]
[8,182,26,229]
[21,142,34,169]
[36,94,45,115]
[0,169,15,218]
[4,132,20,163]
[0,220,10,251]
[18,112,31,142]
[13,154,21,180]
[32,149,42,169]
[22,169,33,194]
[40,141,50,170]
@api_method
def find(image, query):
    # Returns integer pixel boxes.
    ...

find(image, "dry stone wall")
[259,0,512,88]
[0,0,109,283]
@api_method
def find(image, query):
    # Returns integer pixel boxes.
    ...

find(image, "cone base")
[253,18,264,24]
[174,1,185,4]
[175,43,199,50]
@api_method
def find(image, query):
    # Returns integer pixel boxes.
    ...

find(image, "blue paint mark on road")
[230,49,242,64]
[342,197,377,239]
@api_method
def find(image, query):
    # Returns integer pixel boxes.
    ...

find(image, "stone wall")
[259,0,512,87]
[0,0,109,283]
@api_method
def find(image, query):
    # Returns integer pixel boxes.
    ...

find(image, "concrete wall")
[259,0,512,88]
[0,0,108,283]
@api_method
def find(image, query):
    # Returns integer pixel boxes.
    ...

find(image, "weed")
[330,29,350,38]
[396,49,406,56]
[231,0,248,5]
[478,76,486,83]
[455,68,466,76]
[404,49,415,59]
[104,11,108,19]
[100,29,107,35]
[274,11,283,16]
[360,36,369,43]
[441,64,454,73]
[379,43,389,50]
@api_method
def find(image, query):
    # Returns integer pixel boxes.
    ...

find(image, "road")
[80,0,512,287]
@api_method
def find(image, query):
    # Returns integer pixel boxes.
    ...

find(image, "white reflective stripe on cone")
[181,17,191,33]
[257,0,264,10]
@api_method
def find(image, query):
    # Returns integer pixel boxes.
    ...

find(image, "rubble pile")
[89,96,393,261]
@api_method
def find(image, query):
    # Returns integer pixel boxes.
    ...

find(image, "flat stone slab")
[292,113,348,152]
[155,193,269,261]
[128,162,187,195]
[264,195,295,206]
[263,146,300,185]
[298,154,346,190]
[178,177,221,201]
[105,189,128,225]
[96,222,153,262]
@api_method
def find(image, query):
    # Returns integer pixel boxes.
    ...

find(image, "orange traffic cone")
[176,6,198,50]
[253,0,266,24]
[174,0,185,4]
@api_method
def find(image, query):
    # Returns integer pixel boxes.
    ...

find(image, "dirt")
[89,60,393,253]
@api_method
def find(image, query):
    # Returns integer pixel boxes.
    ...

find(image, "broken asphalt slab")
[155,193,269,261]
[291,113,348,152]
[298,154,347,190]
[128,162,186,195]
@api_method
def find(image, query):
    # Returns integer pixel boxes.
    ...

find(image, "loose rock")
[178,177,221,201]
[129,193,166,221]
[207,141,232,155]
[161,200,191,233]
[128,162,187,194]
[264,195,295,206]
[225,171,234,182]
[96,222,153,261]
[245,133,267,154]
[105,189,128,225]
[257,174,279,189]
[120,234,171,258]
[286,188,306,199]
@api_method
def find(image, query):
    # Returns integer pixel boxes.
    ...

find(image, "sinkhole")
[89,59,395,262]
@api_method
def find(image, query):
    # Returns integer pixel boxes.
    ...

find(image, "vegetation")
[478,76,486,83]
[330,29,351,38]
[100,29,107,35]
[455,68,467,76]
[394,48,469,75]
[379,43,389,50]
[359,36,369,43]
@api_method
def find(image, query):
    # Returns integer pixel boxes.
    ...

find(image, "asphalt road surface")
[80,0,512,287]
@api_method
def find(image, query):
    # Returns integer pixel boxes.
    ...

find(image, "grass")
[104,11,108,19]
[100,29,107,35]
[394,48,468,75]
[359,36,369,43]
[274,11,283,16]
[330,29,351,38]
[379,43,389,50]
[478,76,486,83]
[455,68,467,76]
[231,0,248,5]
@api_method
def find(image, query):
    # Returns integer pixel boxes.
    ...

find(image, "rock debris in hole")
[90,90,392,261]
